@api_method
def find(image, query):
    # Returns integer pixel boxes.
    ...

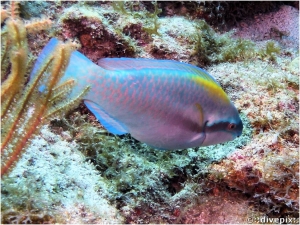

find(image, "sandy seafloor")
[1,1,299,224]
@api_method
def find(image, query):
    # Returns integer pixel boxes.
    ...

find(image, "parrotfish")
[32,38,243,150]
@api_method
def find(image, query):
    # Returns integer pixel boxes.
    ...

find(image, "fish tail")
[30,38,61,80]
[30,38,106,99]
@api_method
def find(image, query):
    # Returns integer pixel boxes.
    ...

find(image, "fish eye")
[227,123,236,130]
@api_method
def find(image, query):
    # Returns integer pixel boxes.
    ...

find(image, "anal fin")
[84,100,128,135]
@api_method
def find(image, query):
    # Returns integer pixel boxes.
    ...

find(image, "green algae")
[193,20,256,65]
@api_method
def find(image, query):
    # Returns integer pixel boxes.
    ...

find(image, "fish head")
[202,101,243,146]
[190,71,243,147]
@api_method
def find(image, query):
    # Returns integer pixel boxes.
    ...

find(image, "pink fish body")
[32,38,243,150]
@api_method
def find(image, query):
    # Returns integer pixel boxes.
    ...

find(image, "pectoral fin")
[188,103,206,144]
[195,103,204,127]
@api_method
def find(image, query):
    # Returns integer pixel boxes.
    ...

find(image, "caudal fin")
[30,38,60,80]
[30,38,105,99]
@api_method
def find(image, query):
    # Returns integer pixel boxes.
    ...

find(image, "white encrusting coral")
[1,126,124,224]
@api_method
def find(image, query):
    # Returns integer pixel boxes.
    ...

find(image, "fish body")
[32,38,243,150]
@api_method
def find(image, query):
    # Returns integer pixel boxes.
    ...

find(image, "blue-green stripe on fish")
[32,38,243,150]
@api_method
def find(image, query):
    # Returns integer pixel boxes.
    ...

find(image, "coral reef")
[1,1,299,224]
[52,2,291,68]
[19,1,50,19]
[56,4,138,62]
[207,57,299,217]
[1,126,123,224]
[181,188,251,223]
[30,109,252,223]
[159,1,295,30]
[234,5,299,49]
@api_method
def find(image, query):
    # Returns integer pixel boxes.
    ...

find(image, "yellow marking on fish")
[195,103,204,127]
[191,75,230,103]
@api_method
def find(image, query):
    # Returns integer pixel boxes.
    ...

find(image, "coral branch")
[25,18,52,34]
[1,2,88,177]
[1,18,28,118]
[9,1,20,19]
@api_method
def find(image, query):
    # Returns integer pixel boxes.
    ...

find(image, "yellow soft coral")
[1,2,89,177]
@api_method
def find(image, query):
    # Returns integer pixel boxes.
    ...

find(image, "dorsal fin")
[98,58,219,85]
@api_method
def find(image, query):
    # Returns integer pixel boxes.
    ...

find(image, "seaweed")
[193,20,255,66]
[143,1,162,36]
[258,41,281,62]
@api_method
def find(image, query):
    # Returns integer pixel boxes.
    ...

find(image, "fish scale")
[32,38,243,150]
